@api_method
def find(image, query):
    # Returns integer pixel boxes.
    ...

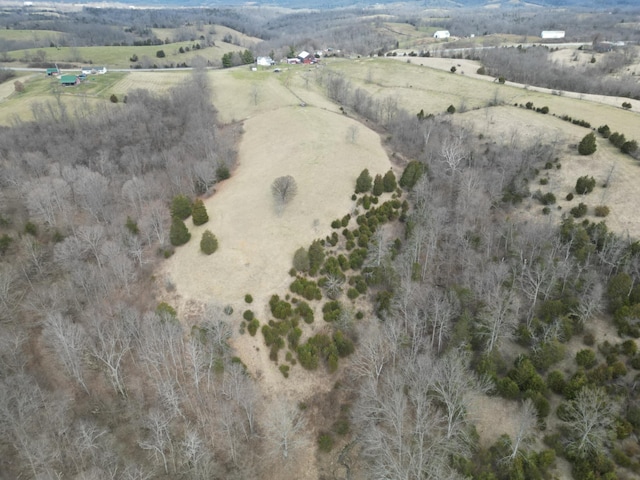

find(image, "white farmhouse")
[433,30,450,39]
[256,56,275,67]
[541,31,565,39]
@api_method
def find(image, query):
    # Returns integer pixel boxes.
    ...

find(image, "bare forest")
[2,4,640,480]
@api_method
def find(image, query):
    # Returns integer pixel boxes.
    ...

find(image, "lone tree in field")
[271,175,298,211]
[191,199,209,226]
[200,230,218,255]
[578,133,597,155]
[170,217,191,246]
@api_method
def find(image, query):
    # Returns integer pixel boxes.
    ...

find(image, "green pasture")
[4,41,248,69]
[0,29,65,43]
[0,72,126,124]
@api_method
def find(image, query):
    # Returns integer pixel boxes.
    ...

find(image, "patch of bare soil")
[161,101,391,479]
[468,393,521,448]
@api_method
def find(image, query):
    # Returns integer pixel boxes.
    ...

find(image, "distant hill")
[48,0,640,9]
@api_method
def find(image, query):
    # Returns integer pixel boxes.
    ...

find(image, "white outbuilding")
[433,30,450,39]
[256,56,275,67]
[541,31,565,39]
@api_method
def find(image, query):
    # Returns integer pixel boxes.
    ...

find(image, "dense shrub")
[171,194,192,220]
[372,174,384,196]
[269,294,292,319]
[245,294,253,303]
[243,310,254,321]
[308,240,325,276]
[578,133,597,155]
[318,432,334,452]
[575,176,596,195]
[199,230,218,254]
[191,198,209,225]
[290,277,322,301]
[547,370,566,394]
[497,377,520,399]
[293,247,310,272]
[297,343,319,370]
[383,170,397,192]
[570,203,588,218]
[247,318,259,336]
[355,168,372,193]
[597,124,611,138]
[575,349,597,369]
[216,165,231,181]
[621,140,638,155]
[594,205,610,217]
[322,301,342,322]
[170,217,191,246]
[399,160,425,190]
[539,192,556,205]
[295,301,314,324]
[609,132,626,148]
[333,330,354,357]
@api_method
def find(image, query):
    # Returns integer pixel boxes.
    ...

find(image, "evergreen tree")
[222,52,233,68]
[171,194,192,220]
[192,199,209,226]
[355,169,372,193]
[382,170,397,192]
[200,230,218,255]
[372,174,384,196]
[622,140,638,155]
[241,49,254,64]
[170,217,191,246]
[578,133,597,155]
[399,160,425,190]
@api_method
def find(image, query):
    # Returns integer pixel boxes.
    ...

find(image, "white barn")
[541,31,565,39]
[433,30,450,39]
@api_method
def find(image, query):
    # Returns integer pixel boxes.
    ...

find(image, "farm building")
[45,67,59,76]
[256,56,275,67]
[433,30,450,39]
[59,75,79,86]
[541,31,565,39]
[81,66,93,75]
[297,51,311,63]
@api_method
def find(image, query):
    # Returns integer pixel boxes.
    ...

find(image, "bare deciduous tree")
[43,312,89,393]
[502,398,538,464]
[264,401,309,461]
[271,175,298,212]
[562,386,617,459]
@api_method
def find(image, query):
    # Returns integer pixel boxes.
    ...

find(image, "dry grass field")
[160,70,392,477]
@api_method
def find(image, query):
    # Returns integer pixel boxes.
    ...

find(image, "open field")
[0,72,126,124]
[161,69,393,478]
[152,24,262,47]
[0,28,65,44]
[3,40,249,69]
